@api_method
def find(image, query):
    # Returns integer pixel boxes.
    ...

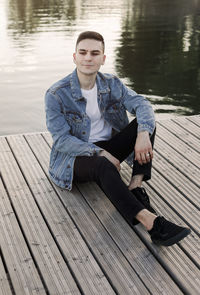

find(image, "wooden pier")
[0,115,199,295]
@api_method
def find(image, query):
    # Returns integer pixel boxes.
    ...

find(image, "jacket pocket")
[105,102,129,131]
[63,111,83,136]
[106,101,122,113]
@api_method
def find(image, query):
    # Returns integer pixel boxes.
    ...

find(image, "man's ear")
[102,54,106,65]
[73,53,76,64]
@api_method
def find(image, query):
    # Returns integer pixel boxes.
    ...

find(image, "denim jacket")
[45,69,155,189]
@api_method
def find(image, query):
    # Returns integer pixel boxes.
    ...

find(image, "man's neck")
[77,69,97,90]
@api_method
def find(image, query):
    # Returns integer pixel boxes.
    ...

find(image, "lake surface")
[1,0,200,135]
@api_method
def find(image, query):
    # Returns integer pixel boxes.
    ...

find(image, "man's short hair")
[76,31,105,52]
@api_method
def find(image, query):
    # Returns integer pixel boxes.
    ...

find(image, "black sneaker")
[131,187,157,225]
[148,216,191,246]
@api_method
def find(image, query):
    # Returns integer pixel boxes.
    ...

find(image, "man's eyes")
[79,51,100,55]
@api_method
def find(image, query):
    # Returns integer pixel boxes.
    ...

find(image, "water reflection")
[116,0,200,116]
[8,0,76,36]
[1,0,200,135]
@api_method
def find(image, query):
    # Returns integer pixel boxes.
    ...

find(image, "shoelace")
[140,188,150,204]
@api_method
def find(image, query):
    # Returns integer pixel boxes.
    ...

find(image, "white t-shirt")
[81,83,112,143]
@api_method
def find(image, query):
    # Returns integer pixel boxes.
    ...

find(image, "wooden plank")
[7,135,116,295]
[171,116,200,139]
[187,115,200,127]
[158,120,200,152]
[156,124,200,168]
[0,114,198,294]
[121,163,200,294]
[146,169,199,233]
[43,131,200,293]
[0,178,45,295]
[154,136,200,187]
[26,133,152,294]
[0,254,13,295]
[151,152,199,209]
[0,137,80,295]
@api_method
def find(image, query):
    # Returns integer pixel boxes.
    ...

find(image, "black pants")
[74,119,156,225]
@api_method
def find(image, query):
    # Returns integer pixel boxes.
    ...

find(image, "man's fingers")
[141,153,147,164]
[117,164,121,172]
[115,160,121,171]
[145,151,152,162]
[135,152,143,165]
[135,150,153,165]
[146,149,153,161]
[150,150,153,159]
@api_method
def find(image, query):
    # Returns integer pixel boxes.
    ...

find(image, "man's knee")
[95,156,117,174]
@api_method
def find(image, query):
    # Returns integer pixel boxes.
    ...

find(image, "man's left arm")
[121,82,156,165]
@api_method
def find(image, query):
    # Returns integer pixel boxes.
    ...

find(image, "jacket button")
[82,131,86,135]
[67,165,71,168]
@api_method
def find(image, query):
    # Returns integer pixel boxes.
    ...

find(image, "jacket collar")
[70,68,110,101]
[70,69,83,101]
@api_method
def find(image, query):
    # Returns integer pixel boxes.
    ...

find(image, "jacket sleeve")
[117,78,156,135]
[45,91,103,156]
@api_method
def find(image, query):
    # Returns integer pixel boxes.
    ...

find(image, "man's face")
[73,39,106,76]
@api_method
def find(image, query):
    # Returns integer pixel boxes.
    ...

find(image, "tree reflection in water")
[7,0,76,36]
[116,0,200,116]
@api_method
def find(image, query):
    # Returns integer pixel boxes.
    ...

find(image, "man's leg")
[73,155,147,225]
[95,118,156,189]
[95,119,157,218]
[73,154,191,246]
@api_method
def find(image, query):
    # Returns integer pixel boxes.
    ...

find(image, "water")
[1,0,200,136]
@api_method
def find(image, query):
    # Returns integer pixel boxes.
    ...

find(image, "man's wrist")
[137,130,149,137]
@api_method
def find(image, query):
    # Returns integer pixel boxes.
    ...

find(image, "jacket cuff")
[137,124,155,135]
[89,145,103,156]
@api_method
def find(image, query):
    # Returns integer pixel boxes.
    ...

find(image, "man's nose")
[85,52,92,60]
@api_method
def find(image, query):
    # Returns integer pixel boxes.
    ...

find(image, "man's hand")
[134,131,153,165]
[99,150,121,172]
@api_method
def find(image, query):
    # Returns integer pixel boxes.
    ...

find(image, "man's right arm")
[45,91,102,157]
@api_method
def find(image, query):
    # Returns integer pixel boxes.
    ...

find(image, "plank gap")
[187,116,200,128]
[151,164,199,211]
[156,134,200,170]
[0,247,15,295]
[178,243,200,271]
[154,148,200,189]
[158,121,200,153]
[172,119,200,140]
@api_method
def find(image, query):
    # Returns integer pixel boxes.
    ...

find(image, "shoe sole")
[132,219,140,226]
[152,228,191,246]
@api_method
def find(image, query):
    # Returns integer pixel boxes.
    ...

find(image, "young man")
[45,31,190,246]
